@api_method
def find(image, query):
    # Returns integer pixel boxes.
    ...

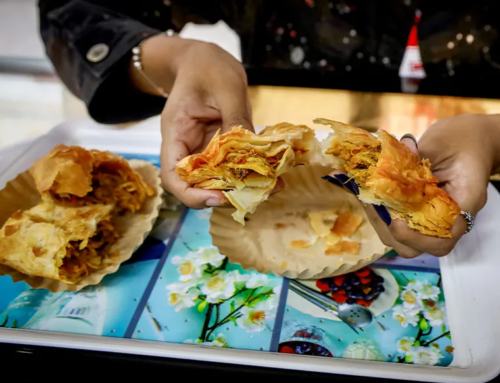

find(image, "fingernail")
[374,204,392,226]
[333,174,360,195]
[322,175,344,188]
[206,198,223,207]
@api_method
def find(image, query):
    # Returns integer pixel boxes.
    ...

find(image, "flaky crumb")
[290,240,311,249]
[325,241,360,255]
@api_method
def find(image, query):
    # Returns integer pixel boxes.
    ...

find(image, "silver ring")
[461,210,475,234]
[400,133,418,147]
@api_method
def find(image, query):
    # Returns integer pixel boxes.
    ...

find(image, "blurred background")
[0,0,86,148]
[0,0,244,148]
[2,0,500,150]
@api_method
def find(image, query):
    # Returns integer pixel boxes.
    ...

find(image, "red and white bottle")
[399,11,426,93]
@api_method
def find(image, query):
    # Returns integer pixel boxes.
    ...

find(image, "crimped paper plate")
[0,159,163,292]
[210,165,389,279]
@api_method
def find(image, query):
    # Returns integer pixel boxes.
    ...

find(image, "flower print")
[245,273,271,289]
[227,270,250,284]
[184,334,229,348]
[237,301,276,332]
[200,271,236,303]
[392,305,419,328]
[265,285,282,309]
[414,281,440,301]
[400,289,422,310]
[397,337,416,353]
[166,283,200,311]
[404,280,422,292]
[408,346,443,366]
[171,255,205,282]
[190,246,225,268]
[423,302,447,326]
[210,333,229,348]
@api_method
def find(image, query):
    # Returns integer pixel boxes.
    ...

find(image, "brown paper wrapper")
[210,164,390,279]
[0,159,163,292]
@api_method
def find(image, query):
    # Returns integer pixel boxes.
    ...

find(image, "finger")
[400,135,419,156]
[363,205,421,258]
[214,80,253,133]
[387,218,463,257]
[322,171,360,195]
[160,138,228,209]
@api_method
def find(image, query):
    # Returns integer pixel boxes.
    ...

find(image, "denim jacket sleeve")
[38,0,168,124]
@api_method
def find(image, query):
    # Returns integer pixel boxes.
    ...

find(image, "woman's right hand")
[131,35,254,208]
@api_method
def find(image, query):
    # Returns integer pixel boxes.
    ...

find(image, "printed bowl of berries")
[287,267,398,321]
[278,325,334,357]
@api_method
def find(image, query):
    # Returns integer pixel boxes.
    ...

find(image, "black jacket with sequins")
[38,0,500,123]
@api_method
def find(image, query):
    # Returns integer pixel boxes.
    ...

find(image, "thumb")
[215,86,254,133]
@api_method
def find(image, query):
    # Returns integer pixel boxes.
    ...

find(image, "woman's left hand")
[327,114,500,258]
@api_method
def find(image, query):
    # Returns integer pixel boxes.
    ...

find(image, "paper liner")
[210,165,390,279]
[0,159,163,292]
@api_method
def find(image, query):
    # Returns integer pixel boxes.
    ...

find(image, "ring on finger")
[461,210,475,234]
[400,133,419,148]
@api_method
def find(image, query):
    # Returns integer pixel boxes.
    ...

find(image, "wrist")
[129,34,197,96]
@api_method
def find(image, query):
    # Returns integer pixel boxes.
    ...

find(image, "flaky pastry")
[176,123,318,224]
[0,203,115,283]
[0,146,158,284]
[316,118,461,238]
[30,145,155,213]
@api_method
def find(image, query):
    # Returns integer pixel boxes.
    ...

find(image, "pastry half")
[316,118,460,238]
[176,123,318,224]
[0,203,116,283]
[30,145,155,212]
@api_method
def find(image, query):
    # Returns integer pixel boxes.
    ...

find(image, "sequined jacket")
[39,0,500,123]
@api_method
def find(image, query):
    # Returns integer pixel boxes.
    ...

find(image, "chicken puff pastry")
[176,123,318,224]
[317,118,461,238]
[30,145,155,213]
[0,203,116,283]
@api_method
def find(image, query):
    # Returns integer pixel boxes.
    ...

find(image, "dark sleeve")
[38,0,168,124]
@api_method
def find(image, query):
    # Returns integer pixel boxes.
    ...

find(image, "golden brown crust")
[1,147,158,284]
[318,118,461,238]
[0,203,114,282]
[30,145,155,213]
[30,144,93,197]
[176,123,317,224]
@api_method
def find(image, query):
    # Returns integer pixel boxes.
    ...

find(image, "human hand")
[326,114,500,257]
[132,36,258,208]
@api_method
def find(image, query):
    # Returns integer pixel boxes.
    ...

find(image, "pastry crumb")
[326,241,360,255]
[290,240,311,249]
[332,210,363,237]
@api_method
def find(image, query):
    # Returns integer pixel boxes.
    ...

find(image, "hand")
[131,36,254,208]
[331,114,500,257]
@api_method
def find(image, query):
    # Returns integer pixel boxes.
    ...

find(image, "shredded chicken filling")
[51,168,145,212]
[58,217,119,283]
[326,141,381,186]
[216,149,286,185]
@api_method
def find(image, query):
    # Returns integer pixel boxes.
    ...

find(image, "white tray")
[0,118,499,383]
